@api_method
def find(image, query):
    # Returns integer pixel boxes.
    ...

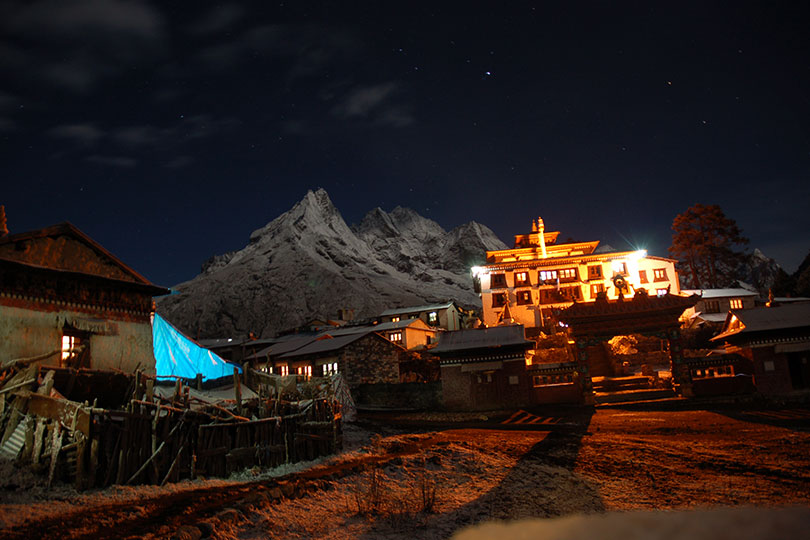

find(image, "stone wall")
[353,381,442,409]
[441,359,532,411]
[340,334,403,386]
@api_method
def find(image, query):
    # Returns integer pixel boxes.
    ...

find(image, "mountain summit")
[158,189,506,338]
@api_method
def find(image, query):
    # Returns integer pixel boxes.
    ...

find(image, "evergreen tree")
[669,204,748,289]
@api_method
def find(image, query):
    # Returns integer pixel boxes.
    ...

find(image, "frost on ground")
[204,429,603,540]
[0,422,375,530]
[3,408,810,540]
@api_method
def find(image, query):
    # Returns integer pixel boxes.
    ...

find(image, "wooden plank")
[46,423,63,488]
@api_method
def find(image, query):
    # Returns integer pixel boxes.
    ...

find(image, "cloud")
[186,4,246,36]
[48,123,104,145]
[331,83,415,127]
[0,0,167,93]
[334,83,398,118]
[2,0,164,41]
[193,23,359,80]
[86,155,137,167]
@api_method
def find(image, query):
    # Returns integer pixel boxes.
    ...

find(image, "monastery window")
[322,362,339,376]
[279,365,289,376]
[389,331,403,344]
[490,273,507,289]
[514,271,530,287]
[560,285,582,301]
[516,290,533,305]
[730,298,743,310]
[704,300,720,313]
[297,365,312,378]
[639,270,648,284]
[428,311,438,324]
[587,265,603,280]
[590,283,604,298]
[653,268,668,282]
[657,288,669,297]
[476,372,494,384]
[558,268,579,283]
[612,261,628,276]
[539,270,558,283]
[60,333,86,368]
[492,293,507,307]
[391,316,400,322]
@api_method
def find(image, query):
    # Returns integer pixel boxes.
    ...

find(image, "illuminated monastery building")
[473,217,681,334]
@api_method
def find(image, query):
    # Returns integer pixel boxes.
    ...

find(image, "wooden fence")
[0,367,342,490]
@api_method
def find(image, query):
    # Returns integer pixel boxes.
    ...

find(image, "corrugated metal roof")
[431,325,531,353]
[379,302,455,317]
[682,288,758,299]
[713,302,810,341]
[280,333,368,357]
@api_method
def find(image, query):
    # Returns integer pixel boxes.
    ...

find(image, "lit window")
[296,365,312,377]
[657,288,669,297]
[514,272,530,287]
[559,268,578,282]
[322,362,339,376]
[730,298,743,310]
[516,290,532,305]
[60,334,84,368]
[491,293,507,307]
[612,261,628,275]
[391,316,400,322]
[588,265,603,280]
[279,365,289,376]
[590,283,605,298]
[490,273,507,288]
[639,270,648,284]
[428,311,438,324]
[389,331,403,343]
[539,270,558,282]
[653,268,668,282]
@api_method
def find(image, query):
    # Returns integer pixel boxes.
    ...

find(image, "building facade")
[0,223,168,374]
[473,218,681,333]
[680,288,759,328]
[378,302,462,331]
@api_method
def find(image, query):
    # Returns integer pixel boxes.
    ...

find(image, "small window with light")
[428,311,438,324]
[391,316,400,322]
[389,331,403,343]
[516,290,532,305]
[653,268,668,282]
[730,298,743,310]
[514,272,530,287]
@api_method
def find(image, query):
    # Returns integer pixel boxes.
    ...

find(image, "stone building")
[432,325,536,410]
[472,217,680,334]
[711,302,810,394]
[270,332,409,386]
[0,222,168,374]
[378,301,463,331]
[680,288,759,328]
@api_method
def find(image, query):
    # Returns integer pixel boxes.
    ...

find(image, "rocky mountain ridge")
[157,189,506,339]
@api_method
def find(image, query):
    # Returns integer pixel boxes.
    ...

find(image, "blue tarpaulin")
[152,313,239,381]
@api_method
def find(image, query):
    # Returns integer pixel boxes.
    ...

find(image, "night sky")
[2,1,809,288]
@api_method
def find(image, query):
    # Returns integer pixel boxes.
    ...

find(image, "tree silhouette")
[0,205,7,237]
[669,204,748,289]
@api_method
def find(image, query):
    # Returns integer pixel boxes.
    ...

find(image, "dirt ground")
[1,405,809,539]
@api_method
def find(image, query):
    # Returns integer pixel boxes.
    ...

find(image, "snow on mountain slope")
[157,189,506,338]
